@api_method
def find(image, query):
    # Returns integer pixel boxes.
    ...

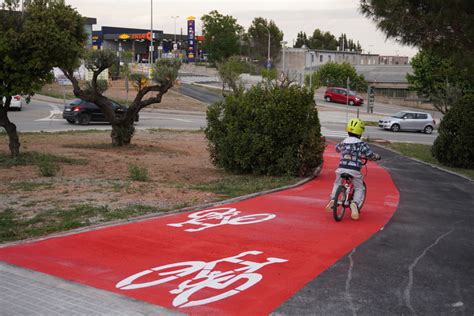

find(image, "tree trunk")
[0,107,21,157]
[111,121,135,146]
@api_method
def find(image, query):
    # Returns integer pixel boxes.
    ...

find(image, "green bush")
[205,84,325,177]
[128,164,149,181]
[432,94,474,168]
[37,157,60,177]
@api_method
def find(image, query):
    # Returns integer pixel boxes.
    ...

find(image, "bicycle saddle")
[341,173,353,180]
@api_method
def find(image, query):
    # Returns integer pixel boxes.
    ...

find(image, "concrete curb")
[0,164,324,248]
[32,94,69,105]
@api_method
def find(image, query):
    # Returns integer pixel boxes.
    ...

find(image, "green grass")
[383,142,474,180]
[364,121,379,127]
[0,204,184,243]
[0,151,85,168]
[0,173,302,243]
[191,174,300,199]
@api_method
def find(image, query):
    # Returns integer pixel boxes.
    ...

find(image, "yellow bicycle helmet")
[346,118,365,136]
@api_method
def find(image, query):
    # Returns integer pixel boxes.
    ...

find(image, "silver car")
[379,111,435,134]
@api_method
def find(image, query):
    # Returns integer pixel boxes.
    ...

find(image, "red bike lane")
[0,146,399,315]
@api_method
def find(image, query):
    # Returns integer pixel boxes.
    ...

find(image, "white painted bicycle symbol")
[116,250,287,308]
[167,207,276,232]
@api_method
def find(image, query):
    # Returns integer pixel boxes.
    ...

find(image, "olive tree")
[61,52,181,146]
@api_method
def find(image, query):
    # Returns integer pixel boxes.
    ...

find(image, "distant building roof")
[355,65,413,83]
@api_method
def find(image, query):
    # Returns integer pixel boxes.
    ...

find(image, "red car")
[324,87,364,106]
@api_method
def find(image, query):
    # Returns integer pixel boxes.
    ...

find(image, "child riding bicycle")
[326,118,381,220]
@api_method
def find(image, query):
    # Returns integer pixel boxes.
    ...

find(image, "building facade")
[276,47,426,107]
[92,26,191,63]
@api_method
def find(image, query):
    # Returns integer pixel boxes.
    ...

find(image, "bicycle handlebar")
[360,154,381,165]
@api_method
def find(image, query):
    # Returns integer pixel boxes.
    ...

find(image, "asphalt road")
[5,87,438,144]
[274,146,474,315]
[7,98,206,132]
[177,83,223,104]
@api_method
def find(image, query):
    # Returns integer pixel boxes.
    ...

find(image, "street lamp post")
[309,51,315,89]
[281,41,287,75]
[171,16,179,57]
[150,0,154,65]
[261,25,271,69]
[172,16,179,45]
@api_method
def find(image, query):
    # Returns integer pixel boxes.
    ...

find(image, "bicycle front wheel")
[333,185,347,221]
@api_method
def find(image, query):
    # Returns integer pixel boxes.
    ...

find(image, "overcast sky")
[65,0,418,58]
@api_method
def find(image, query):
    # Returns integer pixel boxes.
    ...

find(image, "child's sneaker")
[325,200,334,212]
[350,202,359,220]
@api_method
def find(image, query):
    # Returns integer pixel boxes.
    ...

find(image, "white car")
[2,95,23,111]
[379,111,435,134]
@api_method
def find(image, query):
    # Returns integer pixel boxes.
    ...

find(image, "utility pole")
[309,51,315,89]
[281,41,287,75]
[346,77,350,121]
[264,26,271,69]
[259,23,271,69]
[172,16,179,44]
[150,0,154,65]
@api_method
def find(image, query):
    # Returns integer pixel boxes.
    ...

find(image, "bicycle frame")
[332,158,369,221]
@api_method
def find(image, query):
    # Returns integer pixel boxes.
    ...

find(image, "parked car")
[63,99,139,125]
[324,87,364,106]
[378,111,435,134]
[2,95,23,111]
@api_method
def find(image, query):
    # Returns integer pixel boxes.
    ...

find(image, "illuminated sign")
[118,33,130,40]
[187,17,195,62]
[131,32,152,41]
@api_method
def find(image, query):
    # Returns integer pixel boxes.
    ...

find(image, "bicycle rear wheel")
[358,182,367,212]
[333,185,347,221]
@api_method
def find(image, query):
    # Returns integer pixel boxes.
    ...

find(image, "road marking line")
[35,104,62,121]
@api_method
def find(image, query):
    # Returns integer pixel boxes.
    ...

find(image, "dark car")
[324,87,364,106]
[63,99,138,125]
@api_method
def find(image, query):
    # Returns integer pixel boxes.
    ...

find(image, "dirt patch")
[0,130,223,216]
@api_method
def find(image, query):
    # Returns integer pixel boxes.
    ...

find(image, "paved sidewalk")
[1,262,181,315]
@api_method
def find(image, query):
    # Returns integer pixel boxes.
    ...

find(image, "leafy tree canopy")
[247,17,284,63]
[293,29,362,51]
[407,50,472,114]
[201,10,243,62]
[360,0,474,77]
[0,0,85,99]
[310,29,338,50]
[1,0,85,156]
[308,62,367,91]
[337,33,362,51]
[294,31,309,48]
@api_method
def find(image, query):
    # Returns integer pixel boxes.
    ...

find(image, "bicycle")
[332,157,376,221]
